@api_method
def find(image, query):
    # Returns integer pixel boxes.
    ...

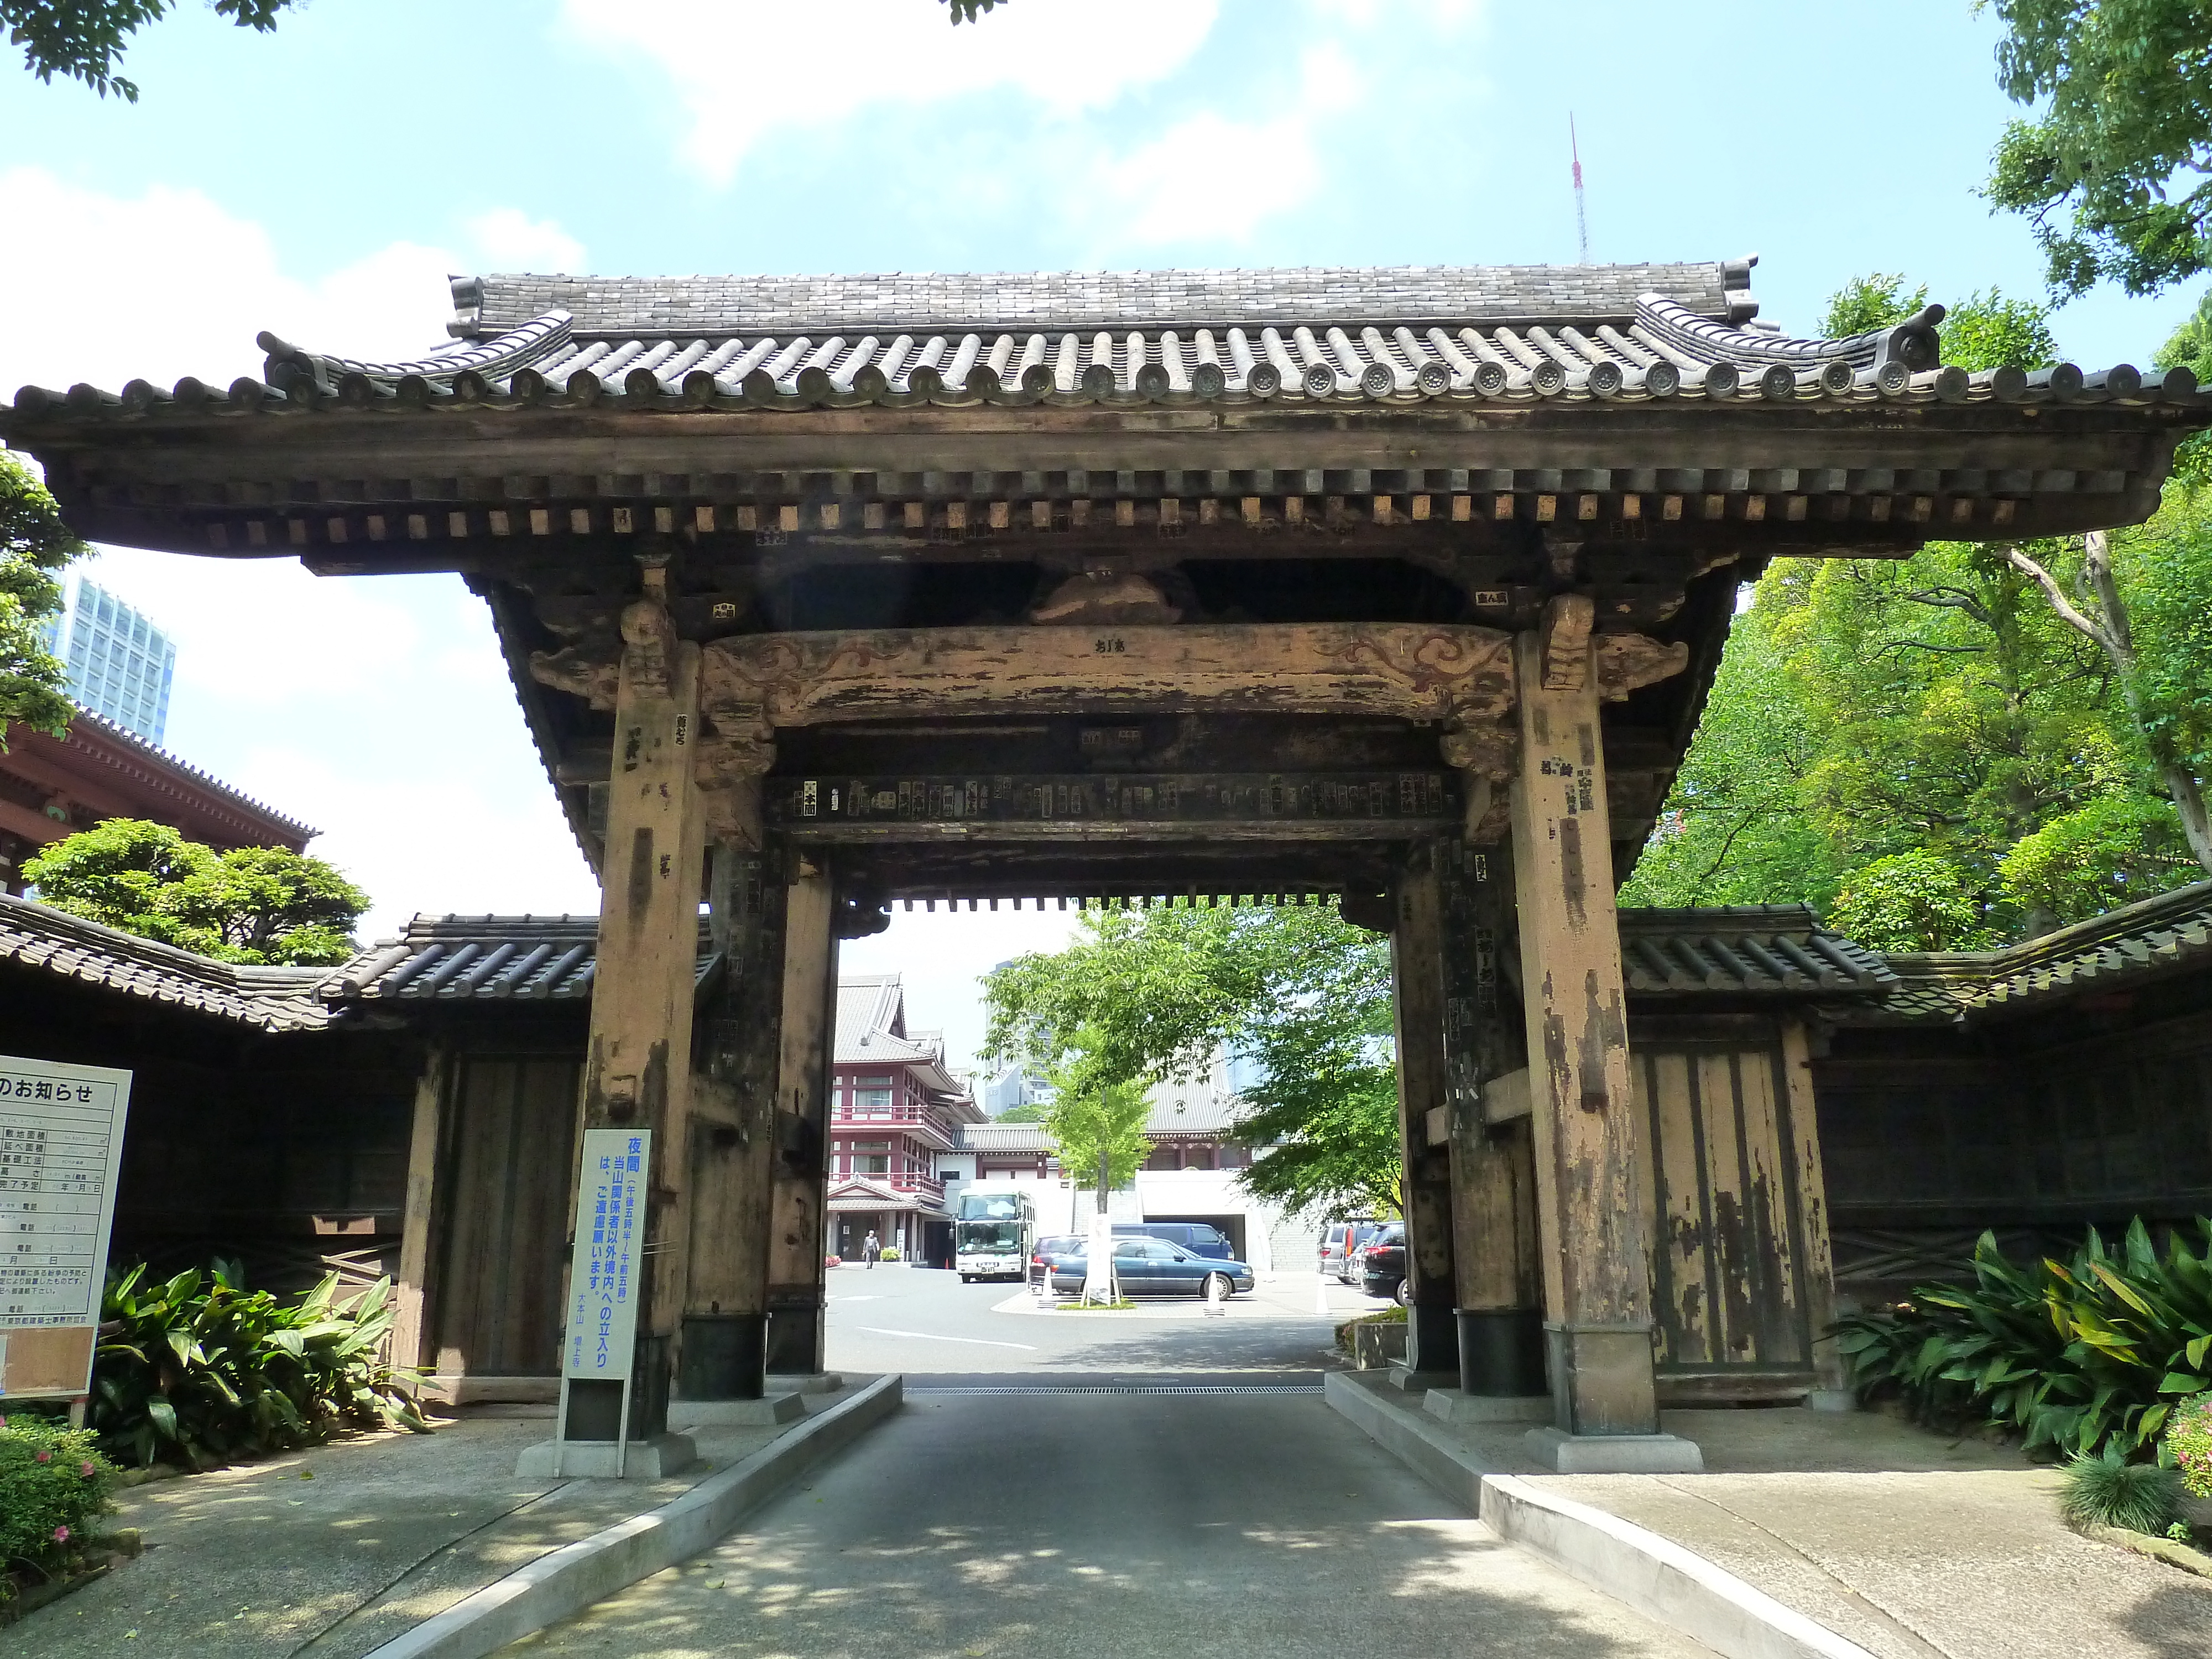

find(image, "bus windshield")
[957,1220,1024,1250]
[956,1192,1029,1222]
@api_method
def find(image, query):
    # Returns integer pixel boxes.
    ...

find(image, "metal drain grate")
[907,1384,1324,1396]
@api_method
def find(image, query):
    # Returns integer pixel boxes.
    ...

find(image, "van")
[1112,1222,1235,1261]
[1318,1218,1387,1284]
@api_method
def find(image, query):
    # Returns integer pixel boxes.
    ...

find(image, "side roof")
[0,891,332,1031]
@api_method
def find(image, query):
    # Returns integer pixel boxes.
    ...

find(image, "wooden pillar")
[765,854,837,1375]
[573,583,706,1438]
[392,1041,449,1375]
[679,841,786,1400]
[1390,850,1459,1378]
[1509,598,1660,1437]
[1438,842,1548,1396]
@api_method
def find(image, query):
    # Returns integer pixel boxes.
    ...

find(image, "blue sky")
[2,0,2200,1073]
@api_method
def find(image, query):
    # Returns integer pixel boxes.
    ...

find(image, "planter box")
[1346,1321,1407,1370]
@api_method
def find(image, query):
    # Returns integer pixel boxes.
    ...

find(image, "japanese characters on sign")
[562,1127,649,1383]
[0,1055,132,1397]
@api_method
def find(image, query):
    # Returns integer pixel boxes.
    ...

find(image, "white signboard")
[0,1055,132,1400]
[562,1127,649,1382]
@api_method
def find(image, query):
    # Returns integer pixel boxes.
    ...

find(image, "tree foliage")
[1983,0,2212,297]
[3,0,294,101]
[1,448,80,749]
[23,818,368,965]
[1042,1027,1151,1203]
[1624,276,2212,945]
[980,904,1401,1217]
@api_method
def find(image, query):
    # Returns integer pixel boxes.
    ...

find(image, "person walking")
[863,1229,881,1269]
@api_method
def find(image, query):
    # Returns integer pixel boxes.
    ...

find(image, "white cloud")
[1090,45,1366,246]
[0,168,585,393]
[558,0,1222,184]
[0,173,599,937]
[466,207,587,275]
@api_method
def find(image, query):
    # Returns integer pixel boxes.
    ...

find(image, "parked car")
[1318,1218,1387,1284]
[1357,1222,1408,1304]
[1048,1237,1255,1298]
[1029,1234,1086,1293]
[1112,1221,1235,1260]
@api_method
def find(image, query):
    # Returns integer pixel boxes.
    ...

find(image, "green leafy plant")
[1834,1219,2212,1458]
[878,1247,900,1262]
[0,1415,113,1583]
[1,447,80,749]
[2060,1444,2187,1535]
[2170,1391,2212,1498]
[92,1260,430,1469]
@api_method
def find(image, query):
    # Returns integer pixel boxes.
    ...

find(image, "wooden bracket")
[1028,566,1182,625]
[1538,592,1595,690]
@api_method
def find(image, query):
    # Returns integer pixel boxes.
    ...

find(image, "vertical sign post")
[554,1126,649,1477]
[0,1056,132,1421]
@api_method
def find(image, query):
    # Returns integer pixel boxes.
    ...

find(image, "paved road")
[503,1268,1708,1656]
[823,1259,1368,1379]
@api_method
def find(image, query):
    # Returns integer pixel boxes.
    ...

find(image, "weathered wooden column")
[1437,842,1548,1398]
[1507,596,1682,1458]
[571,572,707,1440]
[764,853,838,1375]
[679,839,786,1400]
[1391,849,1460,1381]
[391,1041,450,1374]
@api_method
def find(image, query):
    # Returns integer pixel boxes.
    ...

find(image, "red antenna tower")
[1571,114,1589,263]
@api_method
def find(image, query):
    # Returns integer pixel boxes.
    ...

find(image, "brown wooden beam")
[1392,849,1459,1378]
[764,854,837,1375]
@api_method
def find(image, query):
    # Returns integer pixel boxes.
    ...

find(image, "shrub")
[92,1260,430,1469]
[2171,1392,2212,1498]
[1834,1219,2212,1458]
[2059,1445,2187,1535]
[0,1416,113,1580]
[879,1248,900,1262]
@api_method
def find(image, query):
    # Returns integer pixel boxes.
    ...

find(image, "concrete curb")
[1323,1370,1872,1659]
[1479,1477,1876,1659]
[361,1374,904,1659]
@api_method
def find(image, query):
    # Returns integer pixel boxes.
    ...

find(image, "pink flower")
[35,1450,51,1464]
[81,1461,98,1478]
[52,1526,69,1544]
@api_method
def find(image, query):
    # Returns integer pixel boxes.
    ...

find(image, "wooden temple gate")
[7,259,2198,1467]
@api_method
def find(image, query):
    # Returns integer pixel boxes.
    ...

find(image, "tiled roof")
[0,892,333,1031]
[1875,879,2212,1025]
[321,913,712,1005]
[835,973,937,1065]
[19,257,2188,424]
[1144,1072,1244,1136]
[450,262,1756,337]
[22,707,318,846]
[1618,905,1896,997]
[958,1122,1056,1153]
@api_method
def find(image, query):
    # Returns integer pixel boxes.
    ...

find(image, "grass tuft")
[2059,1446,2187,1535]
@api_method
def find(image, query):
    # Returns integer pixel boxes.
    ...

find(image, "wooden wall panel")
[1638,1037,1819,1399]
[431,1056,580,1378]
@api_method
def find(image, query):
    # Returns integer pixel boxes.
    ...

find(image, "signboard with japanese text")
[0,1055,132,1400]
[562,1127,649,1383]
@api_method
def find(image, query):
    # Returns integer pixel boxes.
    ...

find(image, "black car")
[1048,1237,1255,1298]
[1357,1222,1408,1304]
[1029,1234,1086,1293]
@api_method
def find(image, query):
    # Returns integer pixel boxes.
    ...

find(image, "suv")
[1318,1218,1387,1284]
[1113,1222,1234,1260]
[1357,1222,1408,1304]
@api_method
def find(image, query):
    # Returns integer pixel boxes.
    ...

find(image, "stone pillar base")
[670,1392,802,1427]
[1425,1389,1551,1426]
[1385,1358,1458,1394]
[1546,1321,1660,1437]
[679,1313,768,1401]
[1405,1300,1460,1378]
[1523,1426,1702,1474]
[1458,1307,1547,1397]
[516,1431,696,1479]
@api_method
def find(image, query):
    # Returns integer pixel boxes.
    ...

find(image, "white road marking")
[853,1326,1039,1350]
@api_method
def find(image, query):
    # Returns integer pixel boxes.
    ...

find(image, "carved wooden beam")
[1594,632,1692,701]
[1539,593,1595,690]
[701,622,1518,731]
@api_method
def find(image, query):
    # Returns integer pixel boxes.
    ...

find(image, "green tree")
[982,903,1400,1217]
[1042,1027,1151,1204]
[993,1102,1050,1124]
[3,1,296,101]
[2,449,80,749]
[1983,0,2212,297]
[23,818,368,964]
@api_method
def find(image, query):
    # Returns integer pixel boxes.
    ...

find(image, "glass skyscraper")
[43,573,178,745]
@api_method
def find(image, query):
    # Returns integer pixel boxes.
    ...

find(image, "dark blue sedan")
[1047,1237,1256,1298]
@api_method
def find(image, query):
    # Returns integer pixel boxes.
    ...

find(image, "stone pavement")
[1,1384,872,1659]
[1342,1376,2212,1659]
